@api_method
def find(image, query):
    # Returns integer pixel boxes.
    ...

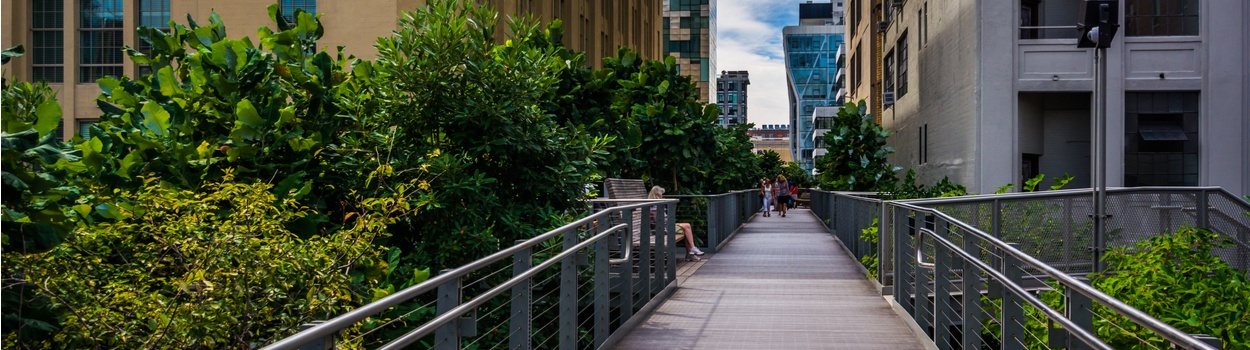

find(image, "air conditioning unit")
[877,21,889,33]
[883,91,896,106]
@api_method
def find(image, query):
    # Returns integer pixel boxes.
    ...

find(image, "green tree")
[757,150,784,179]
[814,100,900,191]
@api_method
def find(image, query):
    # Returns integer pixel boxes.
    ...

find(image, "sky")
[715,0,801,127]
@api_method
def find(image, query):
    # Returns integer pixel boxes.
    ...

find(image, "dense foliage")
[9,177,391,348]
[2,0,766,346]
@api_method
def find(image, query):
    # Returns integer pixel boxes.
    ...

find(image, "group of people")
[760,175,798,217]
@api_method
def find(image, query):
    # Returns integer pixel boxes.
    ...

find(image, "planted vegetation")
[1,0,768,346]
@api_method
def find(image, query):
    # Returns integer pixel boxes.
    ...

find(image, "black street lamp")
[1077,0,1118,272]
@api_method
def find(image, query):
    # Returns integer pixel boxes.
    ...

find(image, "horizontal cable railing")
[264,200,681,350]
[809,187,1243,349]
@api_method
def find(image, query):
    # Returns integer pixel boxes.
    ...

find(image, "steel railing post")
[961,233,984,350]
[559,223,578,350]
[653,203,667,294]
[1063,277,1093,350]
[1197,189,1210,230]
[638,204,652,303]
[1001,244,1025,350]
[707,197,720,253]
[435,270,460,350]
[510,241,532,350]
[915,231,933,339]
[593,224,610,348]
[618,209,635,325]
[934,220,953,350]
[879,202,890,286]
[667,203,678,283]
[894,207,911,312]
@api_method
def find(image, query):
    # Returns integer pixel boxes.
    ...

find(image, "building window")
[281,0,317,23]
[1125,0,1199,36]
[80,0,125,83]
[923,3,929,45]
[1124,92,1199,186]
[78,120,98,140]
[918,124,928,164]
[32,0,64,82]
[137,0,171,77]
[896,32,908,98]
[883,50,895,99]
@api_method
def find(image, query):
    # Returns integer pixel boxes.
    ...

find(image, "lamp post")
[1077,0,1119,272]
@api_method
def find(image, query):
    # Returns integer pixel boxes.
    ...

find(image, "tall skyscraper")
[783,1,845,173]
[716,70,749,126]
[661,0,716,102]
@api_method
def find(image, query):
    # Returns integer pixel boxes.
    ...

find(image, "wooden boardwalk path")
[611,208,931,350]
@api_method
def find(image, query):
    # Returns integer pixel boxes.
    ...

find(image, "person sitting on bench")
[648,186,705,257]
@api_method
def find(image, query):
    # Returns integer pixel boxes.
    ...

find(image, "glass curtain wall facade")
[783,26,844,173]
[662,0,716,102]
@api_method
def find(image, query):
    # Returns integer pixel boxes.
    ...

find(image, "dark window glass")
[80,0,124,83]
[281,0,317,23]
[33,0,64,82]
[896,32,908,98]
[137,0,171,76]
[1124,92,1200,186]
[883,50,895,97]
[1125,0,1199,36]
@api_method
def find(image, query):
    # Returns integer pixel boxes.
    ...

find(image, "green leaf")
[33,100,62,135]
[236,99,264,127]
[141,101,172,136]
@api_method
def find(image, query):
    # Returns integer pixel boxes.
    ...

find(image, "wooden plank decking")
[611,209,932,350]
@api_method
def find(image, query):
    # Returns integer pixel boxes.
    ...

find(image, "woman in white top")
[760,178,774,217]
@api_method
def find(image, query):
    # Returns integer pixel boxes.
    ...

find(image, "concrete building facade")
[784,1,846,174]
[749,124,793,163]
[2,0,663,140]
[715,70,748,126]
[870,0,1249,194]
[844,0,885,123]
[661,0,716,102]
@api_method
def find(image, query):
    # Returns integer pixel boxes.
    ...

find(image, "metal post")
[593,224,610,348]
[666,202,678,283]
[638,204,652,302]
[510,242,532,350]
[1064,277,1094,350]
[559,224,578,350]
[1063,197,1074,272]
[894,207,909,307]
[707,197,720,252]
[1001,245,1025,350]
[653,203,668,293]
[933,220,953,350]
[297,321,334,350]
[435,270,460,350]
[618,209,635,325]
[1092,47,1109,273]
[879,202,890,287]
[914,231,933,338]
[961,234,984,350]
[1196,189,1209,229]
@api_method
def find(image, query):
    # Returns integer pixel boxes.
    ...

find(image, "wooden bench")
[795,192,811,208]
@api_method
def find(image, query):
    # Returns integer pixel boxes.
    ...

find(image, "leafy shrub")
[815,100,901,192]
[5,176,390,348]
[1090,226,1250,349]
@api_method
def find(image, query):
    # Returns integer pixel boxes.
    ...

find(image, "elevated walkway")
[611,209,930,349]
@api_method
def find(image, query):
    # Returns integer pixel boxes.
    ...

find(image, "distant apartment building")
[716,70,749,126]
[844,0,884,123]
[784,1,846,174]
[749,124,793,163]
[662,0,716,102]
[1,0,663,140]
[868,0,1249,194]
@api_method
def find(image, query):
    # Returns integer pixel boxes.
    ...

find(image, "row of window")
[30,0,314,83]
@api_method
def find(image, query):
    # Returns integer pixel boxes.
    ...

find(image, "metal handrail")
[891,201,1219,350]
[915,228,935,270]
[262,199,676,350]
[917,228,1114,350]
[378,223,629,349]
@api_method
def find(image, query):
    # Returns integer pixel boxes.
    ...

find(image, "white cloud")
[716,0,798,126]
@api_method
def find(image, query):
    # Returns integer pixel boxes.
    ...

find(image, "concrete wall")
[882,0,983,190]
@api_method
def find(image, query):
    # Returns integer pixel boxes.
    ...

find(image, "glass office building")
[783,2,844,173]
[662,0,716,102]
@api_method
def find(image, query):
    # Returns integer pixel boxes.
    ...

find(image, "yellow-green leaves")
[33,100,62,135]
